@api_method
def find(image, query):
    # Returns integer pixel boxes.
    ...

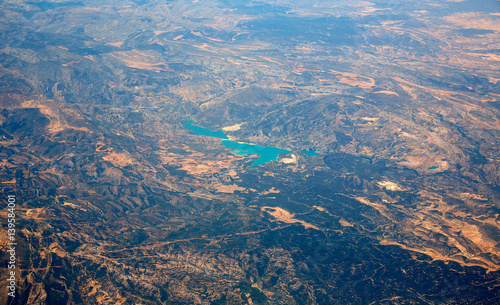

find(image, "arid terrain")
[1,0,500,304]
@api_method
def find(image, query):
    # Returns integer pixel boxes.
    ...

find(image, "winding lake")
[183,118,291,168]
